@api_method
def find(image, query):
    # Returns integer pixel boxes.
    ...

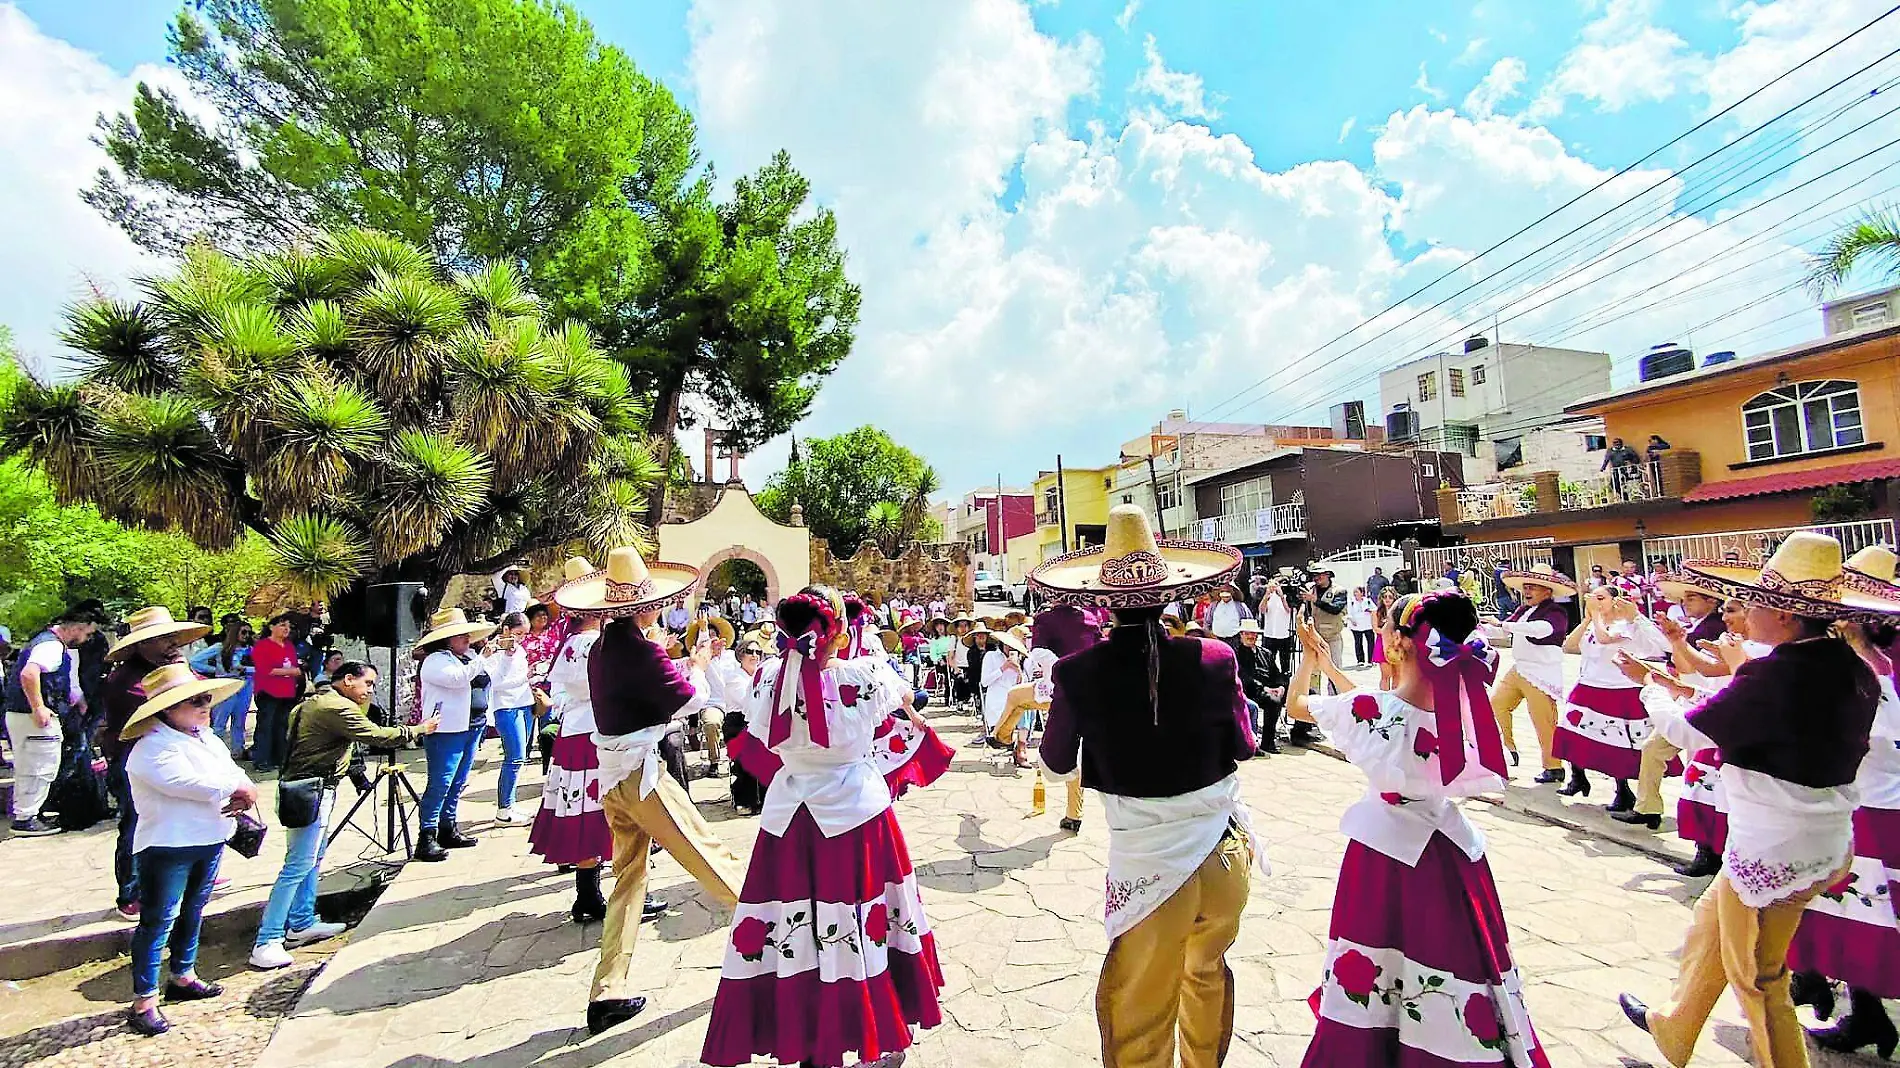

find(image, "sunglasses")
[183,693,217,708]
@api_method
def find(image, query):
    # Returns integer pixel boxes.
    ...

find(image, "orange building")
[1437,322,1900,575]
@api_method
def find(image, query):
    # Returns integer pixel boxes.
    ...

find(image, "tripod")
[329,748,423,859]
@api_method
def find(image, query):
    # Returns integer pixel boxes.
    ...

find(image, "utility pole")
[995,472,1004,578]
[1055,454,1070,554]
[1145,452,1169,538]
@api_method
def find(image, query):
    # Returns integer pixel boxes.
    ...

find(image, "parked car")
[973,570,1007,602]
[1007,579,1030,608]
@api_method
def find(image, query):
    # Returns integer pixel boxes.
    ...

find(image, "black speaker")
[363,582,429,648]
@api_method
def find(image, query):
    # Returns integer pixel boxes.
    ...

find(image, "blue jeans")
[107,754,138,908]
[257,788,334,945]
[419,717,485,828]
[213,678,251,756]
[131,843,222,998]
[491,706,533,809]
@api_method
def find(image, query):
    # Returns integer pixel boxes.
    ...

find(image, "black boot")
[571,866,606,924]
[1557,766,1591,797]
[1532,767,1565,785]
[1672,844,1720,879]
[1610,808,1662,830]
[438,820,477,848]
[414,828,448,862]
[1812,985,1898,1058]
[1790,969,1836,1021]
[1257,706,1282,754]
[586,997,646,1036]
[1606,779,1637,813]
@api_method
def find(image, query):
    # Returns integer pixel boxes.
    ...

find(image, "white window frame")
[1852,302,1891,329]
[1417,371,1437,402]
[1219,475,1272,518]
[1742,379,1864,461]
[1154,477,1182,513]
[1470,364,1487,386]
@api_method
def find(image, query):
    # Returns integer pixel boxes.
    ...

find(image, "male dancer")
[555,548,748,1037]
[1486,564,1574,782]
[1614,574,1727,841]
[1035,505,1263,1068]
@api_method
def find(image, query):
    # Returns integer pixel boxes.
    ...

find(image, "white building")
[1378,337,1611,455]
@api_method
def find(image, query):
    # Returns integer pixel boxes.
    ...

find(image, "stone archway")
[654,485,810,607]
[699,546,781,604]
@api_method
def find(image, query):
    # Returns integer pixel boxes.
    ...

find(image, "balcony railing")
[1561,461,1665,510]
[1643,519,1897,571]
[1206,500,1306,545]
[1456,482,1538,522]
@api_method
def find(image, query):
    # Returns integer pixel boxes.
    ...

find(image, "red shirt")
[251,637,301,699]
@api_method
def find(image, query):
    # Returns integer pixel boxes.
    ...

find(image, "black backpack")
[48,748,111,831]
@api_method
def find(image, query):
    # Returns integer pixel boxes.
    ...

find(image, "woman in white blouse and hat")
[118,664,258,1037]
[413,608,497,862]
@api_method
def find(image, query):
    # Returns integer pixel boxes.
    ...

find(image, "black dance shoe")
[1672,845,1720,880]
[1811,987,1897,1058]
[586,997,647,1036]
[1532,768,1565,785]
[1556,769,1591,797]
[1618,993,1650,1034]
[1606,780,1637,813]
[1609,810,1661,830]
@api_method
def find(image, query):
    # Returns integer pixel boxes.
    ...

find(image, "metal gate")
[1642,519,1895,570]
[1415,538,1555,609]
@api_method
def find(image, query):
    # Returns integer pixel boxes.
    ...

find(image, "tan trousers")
[1645,870,1842,1068]
[1097,826,1251,1068]
[1488,669,1561,770]
[591,771,747,1002]
[1633,732,1681,816]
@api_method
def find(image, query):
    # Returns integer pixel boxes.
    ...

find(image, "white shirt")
[981,648,1020,730]
[745,657,907,836]
[707,650,750,710]
[1576,618,1666,689]
[1345,596,1376,631]
[484,644,533,710]
[1209,600,1245,638]
[126,722,251,852]
[420,650,485,733]
[548,630,599,736]
[1497,614,1565,698]
[1259,595,1293,639]
[1858,672,1900,811]
[24,636,81,704]
[492,572,532,616]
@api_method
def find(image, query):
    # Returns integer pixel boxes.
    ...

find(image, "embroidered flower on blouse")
[1380,792,1411,806]
[1683,766,1704,787]
[1104,874,1163,915]
[1412,728,1438,759]
[1350,695,1381,722]
[839,684,861,707]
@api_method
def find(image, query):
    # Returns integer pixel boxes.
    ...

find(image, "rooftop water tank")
[1702,350,1737,367]
[1639,342,1694,381]
[1463,335,1490,353]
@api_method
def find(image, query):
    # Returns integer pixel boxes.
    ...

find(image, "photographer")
[414,609,495,862]
[250,661,437,970]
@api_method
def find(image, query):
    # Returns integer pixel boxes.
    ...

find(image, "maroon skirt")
[1554,683,1678,780]
[527,733,611,865]
[702,806,945,1067]
[1786,806,1900,997]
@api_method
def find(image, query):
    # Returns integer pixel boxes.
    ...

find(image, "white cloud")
[1132,34,1219,119]
[1532,0,1706,116]
[1454,36,1490,66]
[1114,0,1140,32]
[1413,61,1447,101]
[1338,116,1357,142]
[0,4,175,376]
[1462,56,1527,117]
[1429,27,1450,44]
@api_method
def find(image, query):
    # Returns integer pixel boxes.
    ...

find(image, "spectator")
[1345,587,1377,666]
[1390,566,1418,596]
[493,566,533,617]
[663,600,691,636]
[414,609,495,861]
[3,610,95,835]
[1588,563,1609,590]
[1492,562,1518,615]
[101,608,210,920]
[1602,437,1643,497]
[248,614,304,773]
[484,612,535,824]
[739,594,760,626]
[118,664,258,1036]
[1206,585,1252,641]
[1234,620,1284,752]
[250,660,436,970]
[1257,580,1294,676]
[1364,567,1389,605]
[724,587,743,619]
[190,621,254,758]
[1645,434,1671,462]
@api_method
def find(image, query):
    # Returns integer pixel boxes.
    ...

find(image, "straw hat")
[106,606,210,663]
[1030,504,1242,609]
[960,622,994,647]
[989,627,1029,657]
[416,607,496,649]
[877,628,902,655]
[743,620,780,646]
[1685,532,1900,622]
[1656,572,1724,604]
[1185,621,1206,634]
[1843,545,1900,598]
[554,546,698,618]
[898,615,926,635]
[685,616,735,647]
[1499,564,1578,597]
[118,663,243,741]
[563,555,596,583]
[1237,618,1262,634]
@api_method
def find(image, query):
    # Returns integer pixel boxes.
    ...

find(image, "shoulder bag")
[275,699,325,829]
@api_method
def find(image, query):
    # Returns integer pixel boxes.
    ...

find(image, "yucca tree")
[898,466,941,545]
[866,501,905,556]
[0,229,661,627]
[1808,205,1900,295]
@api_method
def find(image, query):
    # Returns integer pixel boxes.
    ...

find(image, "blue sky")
[3,0,1895,495]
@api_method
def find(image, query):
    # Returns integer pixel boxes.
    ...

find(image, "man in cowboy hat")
[412,608,496,862]
[1486,564,1577,782]
[1615,572,1729,839]
[1619,532,1895,1068]
[558,547,747,1037]
[1034,504,1263,1066]
[97,608,211,917]
[1234,619,1286,753]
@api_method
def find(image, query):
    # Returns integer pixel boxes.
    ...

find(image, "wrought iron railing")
[1206,500,1307,545]
[1561,460,1665,510]
[1643,519,1896,570]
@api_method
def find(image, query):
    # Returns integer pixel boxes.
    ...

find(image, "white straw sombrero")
[1498,564,1578,597]
[106,606,211,663]
[1030,504,1242,610]
[119,663,243,741]
[416,607,496,649]
[554,546,698,618]
[1656,572,1725,603]
[1843,545,1900,599]
[1685,532,1900,623]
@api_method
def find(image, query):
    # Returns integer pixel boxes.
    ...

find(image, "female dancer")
[528,558,613,923]
[1287,591,1550,1067]
[704,587,945,1068]
[1555,585,1671,811]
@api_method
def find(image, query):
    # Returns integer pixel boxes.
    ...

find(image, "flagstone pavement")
[244,685,1794,1068]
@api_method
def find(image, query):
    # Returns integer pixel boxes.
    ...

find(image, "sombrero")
[877,628,902,655]
[1499,564,1578,597]
[1685,532,1900,623]
[960,623,994,647]
[1030,503,1242,610]
[119,663,243,741]
[898,615,925,635]
[1656,572,1724,604]
[1843,545,1900,598]
[990,627,1029,657]
[685,616,736,647]
[417,607,496,649]
[106,606,211,662]
[744,620,780,646]
[555,546,698,618]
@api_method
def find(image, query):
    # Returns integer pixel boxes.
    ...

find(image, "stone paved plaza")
[3,658,1882,1067]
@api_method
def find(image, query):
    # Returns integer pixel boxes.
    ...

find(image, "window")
[1219,475,1272,518]
[1584,434,1607,452]
[1104,476,1113,489]
[1121,494,1133,504]
[1852,302,1891,329]
[1470,365,1487,386]
[1449,368,1466,397]
[1417,372,1437,402]
[1742,380,1864,461]
[1494,436,1524,470]
[1155,477,1182,513]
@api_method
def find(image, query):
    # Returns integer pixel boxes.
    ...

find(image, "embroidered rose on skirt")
[1463,992,1505,1047]
[1332,949,1381,1004]
[732,916,772,961]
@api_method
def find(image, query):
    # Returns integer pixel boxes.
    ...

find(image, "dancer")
[1783,546,1900,1057]
[1617,532,1894,1068]
[557,548,749,1037]
[703,586,946,1068]
[1553,584,1670,810]
[1614,573,1729,834]
[1287,592,1550,1067]
[1032,504,1264,1068]
[1486,564,1573,782]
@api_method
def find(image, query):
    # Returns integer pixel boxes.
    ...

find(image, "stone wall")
[810,539,975,605]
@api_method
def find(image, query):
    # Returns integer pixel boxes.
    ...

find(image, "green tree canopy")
[757,427,941,551]
[88,0,859,523]
[1808,205,1900,295]
[0,230,658,628]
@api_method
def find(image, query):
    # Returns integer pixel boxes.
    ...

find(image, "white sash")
[594,723,672,800]
[1101,774,1268,940]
